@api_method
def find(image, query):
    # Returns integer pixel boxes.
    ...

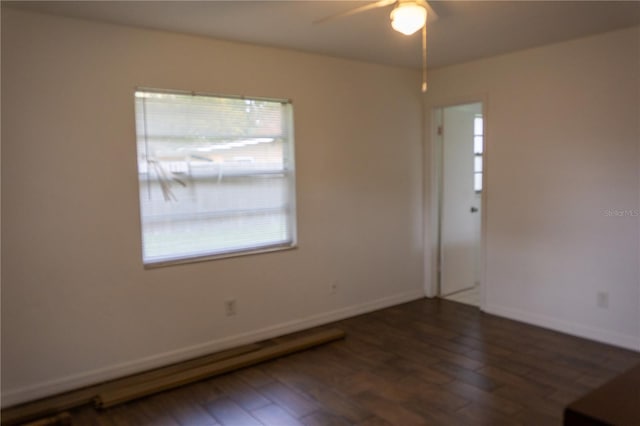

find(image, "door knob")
[470,207,479,213]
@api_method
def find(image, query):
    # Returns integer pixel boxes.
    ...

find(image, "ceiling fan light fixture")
[390,3,427,36]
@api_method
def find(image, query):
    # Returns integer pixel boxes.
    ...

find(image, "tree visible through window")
[134,89,296,265]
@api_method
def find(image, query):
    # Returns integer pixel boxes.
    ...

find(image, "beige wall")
[425,26,640,350]
[1,8,424,405]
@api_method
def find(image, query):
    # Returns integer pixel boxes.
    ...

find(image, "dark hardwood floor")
[70,298,640,425]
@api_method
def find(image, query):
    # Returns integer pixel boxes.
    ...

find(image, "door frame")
[426,95,489,311]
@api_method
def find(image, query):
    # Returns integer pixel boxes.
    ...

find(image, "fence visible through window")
[134,89,297,266]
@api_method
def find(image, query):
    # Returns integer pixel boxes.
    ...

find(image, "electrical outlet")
[225,299,237,316]
[596,292,609,309]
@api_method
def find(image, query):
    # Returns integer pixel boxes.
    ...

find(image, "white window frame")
[473,114,484,193]
[134,88,297,267]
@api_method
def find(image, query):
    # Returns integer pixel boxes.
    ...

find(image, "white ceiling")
[5,1,640,69]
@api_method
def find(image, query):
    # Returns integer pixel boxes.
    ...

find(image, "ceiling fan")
[316,0,439,92]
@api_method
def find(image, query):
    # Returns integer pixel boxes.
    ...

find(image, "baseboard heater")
[2,328,346,425]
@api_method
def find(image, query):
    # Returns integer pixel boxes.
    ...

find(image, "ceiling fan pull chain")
[422,24,428,92]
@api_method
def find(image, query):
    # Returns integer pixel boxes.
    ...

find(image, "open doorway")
[434,102,484,307]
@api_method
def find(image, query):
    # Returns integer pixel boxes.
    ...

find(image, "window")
[473,115,484,192]
[134,89,296,266]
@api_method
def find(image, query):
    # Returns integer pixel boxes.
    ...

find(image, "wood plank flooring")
[70,298,640,425]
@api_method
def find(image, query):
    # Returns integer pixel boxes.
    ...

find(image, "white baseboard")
[2,289,425,408]
[485,304,640,352]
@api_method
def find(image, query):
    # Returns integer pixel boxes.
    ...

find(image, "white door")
[439,103,483,297]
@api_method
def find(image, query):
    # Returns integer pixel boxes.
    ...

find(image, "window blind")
[134,89,296,265]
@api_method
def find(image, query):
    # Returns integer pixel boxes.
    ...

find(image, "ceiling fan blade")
[414,0,439,22]
[422,0,439,22]
[314,0,397,24]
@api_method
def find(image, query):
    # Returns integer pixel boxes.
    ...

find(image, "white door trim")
[424,94,489,311]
